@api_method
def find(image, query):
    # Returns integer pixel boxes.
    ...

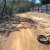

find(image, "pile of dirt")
[0,15,37,37]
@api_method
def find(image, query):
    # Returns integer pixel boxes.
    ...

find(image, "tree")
[1,0,15,17]
[0,0,35,17]
[40,0,50,5]
[40,0,50,13]
[1,0,7,17]
[9,0,15,16]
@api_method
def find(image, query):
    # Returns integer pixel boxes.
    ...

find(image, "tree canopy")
[0,0,35,17]
[41,0,50,5]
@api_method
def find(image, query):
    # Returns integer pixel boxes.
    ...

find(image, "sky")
[29,0,40,3]
[35,0,40,3]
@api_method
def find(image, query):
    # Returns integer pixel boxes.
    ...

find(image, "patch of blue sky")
[35,0,40,3]
[29,0,40,3]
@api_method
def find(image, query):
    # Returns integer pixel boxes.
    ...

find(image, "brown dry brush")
[0,0,16,37]
[0,0,37,37]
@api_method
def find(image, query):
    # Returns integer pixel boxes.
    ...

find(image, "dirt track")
[0,12,50,50]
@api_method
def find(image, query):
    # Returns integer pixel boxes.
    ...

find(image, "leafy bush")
[0,0,35,16]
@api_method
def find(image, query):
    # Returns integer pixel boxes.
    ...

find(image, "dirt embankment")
[0,12,50,50]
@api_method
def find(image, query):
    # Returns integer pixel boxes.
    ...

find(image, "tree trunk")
[1,0,6,17]
[10,0,15,17]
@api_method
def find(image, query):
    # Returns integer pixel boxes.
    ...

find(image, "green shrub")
[0,1,35,16]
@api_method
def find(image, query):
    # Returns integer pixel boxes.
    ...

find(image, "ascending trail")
[0,12,50,50]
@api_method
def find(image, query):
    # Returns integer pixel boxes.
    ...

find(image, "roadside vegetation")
[0,0,36,36]
[0,0,35,17]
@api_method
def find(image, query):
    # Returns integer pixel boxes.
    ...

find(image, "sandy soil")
[0,12,50,50]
